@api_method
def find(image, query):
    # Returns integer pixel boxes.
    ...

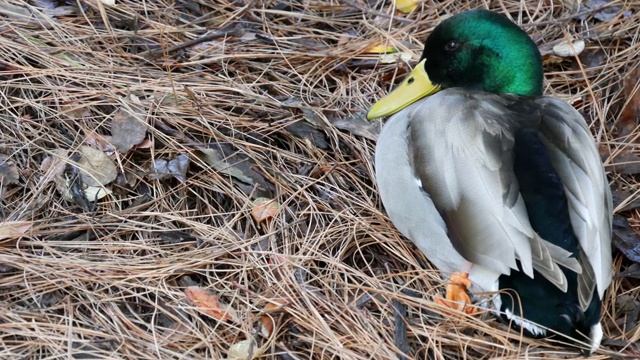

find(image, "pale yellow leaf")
[83,185,113,201]
[364,44,397,54]
[395,0,418,13]
[228,339,263,360]
[379,51,413,64]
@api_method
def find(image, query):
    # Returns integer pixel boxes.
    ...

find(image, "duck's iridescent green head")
[367,10,543,119]
[423,9,543,97]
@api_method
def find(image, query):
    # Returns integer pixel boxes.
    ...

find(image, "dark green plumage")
[502,125,600,345]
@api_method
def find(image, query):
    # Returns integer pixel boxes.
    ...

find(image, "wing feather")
[536,97,612,301]
[410,90,570,284]
[384,89,610,303]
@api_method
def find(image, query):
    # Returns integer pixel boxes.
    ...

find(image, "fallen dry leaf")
[285,121,329,150]
[259,300,288,337]
[611,187,640,212]
[184,286,234,321]
[43,149,107,206]
[328,114,381,141]
[378,51,413,64]
[148,154,190,183]
[612,215,640,263]
[618,67,640,137]
[83,185,113,201]
[195,148,253,183]
[193,145,273,198]
[136,139,154,149]
[0,155,19,185]
[60,101,91,120]
[553,39,585,57]
[578,48,607,69]
[42,5,77,17]
[395,0,418,13]
[84,133,116,156]
[77,146,118,187]
[617,263,640,280]
[579,0,633,22]
[42,150,73,200]
[0,221,34,240]
[603,148,640,175]
[251,197,280,223]
[39,153,64,185]
[228,339,263,360]
[0,0,55,28]
[110,95,148,153]
[364,44,397,54]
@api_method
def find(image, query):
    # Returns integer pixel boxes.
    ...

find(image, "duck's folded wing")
[409,90,579,291]
[536,97,612,304]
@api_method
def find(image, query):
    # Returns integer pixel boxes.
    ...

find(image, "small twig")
[140,27,245,60]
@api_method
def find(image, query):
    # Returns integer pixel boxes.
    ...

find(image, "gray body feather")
[375,89,612,311]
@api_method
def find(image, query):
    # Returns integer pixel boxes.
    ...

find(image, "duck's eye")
[445,40,459,52]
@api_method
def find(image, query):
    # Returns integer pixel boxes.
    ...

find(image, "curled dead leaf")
[228,339,263,360]
[136,139,154,149]
[83,185,113,201]
[579,0,632,22]
[260,300,288,337]
[553,39,585,57]
[193,144,273,197]
[251,197,280,223]
[184,286,234,321]
[328,114,380,141]
[379,51,413,64]
[148,155,190,183]
[40,149,69,185]
[605,149,640,175]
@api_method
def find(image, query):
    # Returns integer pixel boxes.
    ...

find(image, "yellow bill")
[367,59,441,120]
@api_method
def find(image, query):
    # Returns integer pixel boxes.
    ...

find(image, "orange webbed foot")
[434,272,477,315]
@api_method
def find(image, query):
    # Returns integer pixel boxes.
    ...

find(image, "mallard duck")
[368,9,612,353]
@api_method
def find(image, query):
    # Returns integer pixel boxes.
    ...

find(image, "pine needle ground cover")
[0,0,639,358]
